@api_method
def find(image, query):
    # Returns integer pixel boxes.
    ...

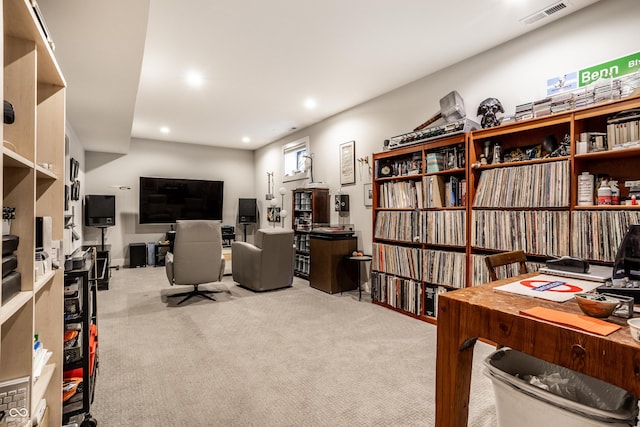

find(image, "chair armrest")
[231,242,262,285]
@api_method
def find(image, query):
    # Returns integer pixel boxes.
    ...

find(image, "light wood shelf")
[1,0,65,423]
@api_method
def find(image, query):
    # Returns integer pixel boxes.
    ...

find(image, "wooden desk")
[435,272,640,427]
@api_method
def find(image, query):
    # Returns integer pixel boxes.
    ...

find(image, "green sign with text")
[579,51,640,86]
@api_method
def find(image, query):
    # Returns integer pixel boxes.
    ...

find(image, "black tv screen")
[139,177,224,224]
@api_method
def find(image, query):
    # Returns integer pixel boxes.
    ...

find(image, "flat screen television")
[139,176,224,224]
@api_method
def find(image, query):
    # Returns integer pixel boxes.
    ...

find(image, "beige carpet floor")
[90,267,497,426]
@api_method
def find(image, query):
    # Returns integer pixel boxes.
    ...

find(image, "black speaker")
[129,243,146,268]
[85,195,116,227]
[335,194,349,212]
[238,198,257,224]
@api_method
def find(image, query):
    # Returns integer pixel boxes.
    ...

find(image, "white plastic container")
[610,180,620,205]
[577,172,594,206]
[484,348,638,427]
[597,179,612,205]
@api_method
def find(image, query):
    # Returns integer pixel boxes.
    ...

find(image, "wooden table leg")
[435,295,476,427]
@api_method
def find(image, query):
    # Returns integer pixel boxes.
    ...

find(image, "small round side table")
[346,255,372,301]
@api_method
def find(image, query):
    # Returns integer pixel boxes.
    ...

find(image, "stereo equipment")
[387,118,480,150]
[238,198,257,224]
[388,91,480,150]
[335,194,349,212]
[85,194,116,227]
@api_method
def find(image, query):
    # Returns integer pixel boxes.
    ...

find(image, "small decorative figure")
[477,98,505,129]
[546,133,571,157]
[492,141,502,164]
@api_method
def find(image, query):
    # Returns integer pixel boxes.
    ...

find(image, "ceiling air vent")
[521,1,570,25]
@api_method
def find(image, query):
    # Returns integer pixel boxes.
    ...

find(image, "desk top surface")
[440,272,638,348]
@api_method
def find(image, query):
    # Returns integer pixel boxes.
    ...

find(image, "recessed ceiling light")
[242,137,251,143]
[160,126,170,134]
[304,98,317,109]
[185,70,204,88]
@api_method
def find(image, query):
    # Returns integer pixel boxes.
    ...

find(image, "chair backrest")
[484,250,528,282]
[255,228,294,264]
[172,220,222,285]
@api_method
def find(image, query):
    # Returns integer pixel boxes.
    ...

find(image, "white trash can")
[484,348,638,427]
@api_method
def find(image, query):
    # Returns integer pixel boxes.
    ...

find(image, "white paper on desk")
[494,274,601,302]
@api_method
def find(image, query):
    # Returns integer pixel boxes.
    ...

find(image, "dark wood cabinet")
[309,234,357,294]
[292,188,330,278]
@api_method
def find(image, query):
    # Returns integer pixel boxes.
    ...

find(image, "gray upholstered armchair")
[232,228,295,291]
[165,220,226,304]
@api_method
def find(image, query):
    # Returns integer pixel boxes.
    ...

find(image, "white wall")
[255,0,640,256]
[84,138,254,265]
[64,123,85,257]
[77,0,638,271]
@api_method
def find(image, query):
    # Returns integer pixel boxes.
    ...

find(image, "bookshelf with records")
[570,95,640,265]
[372,94,640,323]
[372,134,467,322]
[468,113,573,285]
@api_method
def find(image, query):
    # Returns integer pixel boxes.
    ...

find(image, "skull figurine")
[477,98,504,129]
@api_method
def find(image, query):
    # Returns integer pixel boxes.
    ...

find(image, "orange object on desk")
[520,306,621,336]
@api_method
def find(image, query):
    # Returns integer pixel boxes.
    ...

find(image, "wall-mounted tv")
[139,176,224,224]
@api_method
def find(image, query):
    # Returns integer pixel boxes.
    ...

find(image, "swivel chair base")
[168,284,223,305]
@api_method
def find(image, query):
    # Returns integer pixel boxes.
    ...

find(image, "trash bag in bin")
[484,348,638,427]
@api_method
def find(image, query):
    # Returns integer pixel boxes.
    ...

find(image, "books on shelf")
[471,210,570,257]
[473,161,569,208]
[607,110,640,149]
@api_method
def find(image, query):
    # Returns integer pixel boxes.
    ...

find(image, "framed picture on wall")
[340,140,356,185]
[364,183,373,207]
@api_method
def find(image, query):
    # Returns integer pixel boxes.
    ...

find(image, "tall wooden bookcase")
[372,94,640,323]
[292,188,329,278]
[1,0,66,424]
[371,134,467,324]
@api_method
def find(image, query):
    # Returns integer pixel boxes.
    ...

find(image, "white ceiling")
[37,0,600,154]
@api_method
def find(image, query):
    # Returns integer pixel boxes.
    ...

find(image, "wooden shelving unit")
[371,94,640,323]
[291,188,329,278]
[1,0,66,425]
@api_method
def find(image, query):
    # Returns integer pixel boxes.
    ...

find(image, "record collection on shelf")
[423,249,466,289]
[378,180,423,208]
[371,93,640,323]
[471,210,570,256]
[470,254,546,286]
[374,211,422,243]
[372,242,422,282]
[371,272,422,316]
[473,161,569,208]
[421,211,466,246]
[571,210,640,262]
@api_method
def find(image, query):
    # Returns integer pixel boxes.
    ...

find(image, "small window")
[283,137,309,182]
